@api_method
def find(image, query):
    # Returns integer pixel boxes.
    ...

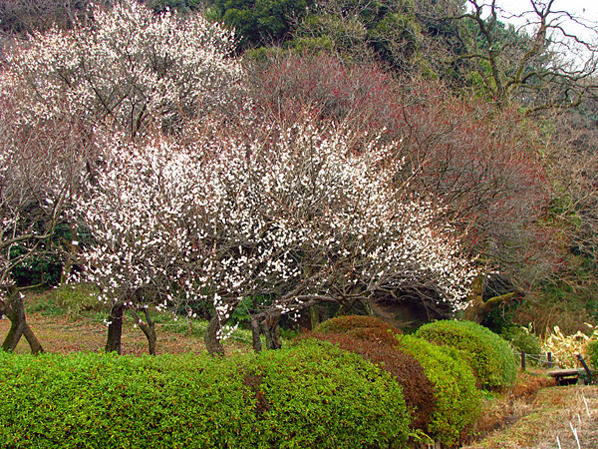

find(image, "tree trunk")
[105,302,125,354]
[335,298,358,317]
[131,308,157,356]
[261,311,282,350]
[22,323,44,355]
[463,276,517,323]
[359,298,374,316]
[1,294,26,352]
[0,290,44,355]
[250,315,262,353]
[204,313,225,356]
[309,305,320,330]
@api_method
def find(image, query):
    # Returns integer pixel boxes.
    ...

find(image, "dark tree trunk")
[260,311,282,350]
[22,322,44,355]
[335,298,357,317]
[2,294,26,352]
[250,315,262,353]
[204,313,225,356]
[105,302,125,354]
[309,305,320,331]
[359,298,374,316]
[1,291,44,354]
[131,308,157,356]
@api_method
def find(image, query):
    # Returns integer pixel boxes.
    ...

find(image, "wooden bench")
[547,369,582,386]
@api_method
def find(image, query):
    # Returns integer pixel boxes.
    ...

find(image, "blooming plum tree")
[0,0,247,354]
[75,116,478,355]
[0,0,244,138]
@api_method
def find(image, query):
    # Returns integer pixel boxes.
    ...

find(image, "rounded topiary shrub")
[394,334,481,447]
[247,340,411,448]
[416,320,517,391]
[309,331,437,433]
[0,341,410,449]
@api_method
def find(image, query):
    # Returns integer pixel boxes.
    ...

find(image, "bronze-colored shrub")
[315,315,400,336]
[312,332,436,431]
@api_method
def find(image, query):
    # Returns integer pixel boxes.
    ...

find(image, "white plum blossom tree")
[73,132,214,354]
[75,115,478,355]
[0,0,246,354]
[0,0,244,138]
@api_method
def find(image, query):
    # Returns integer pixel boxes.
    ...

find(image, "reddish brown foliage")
[315,315,401,335]
[306,316,435,431]
[308,331,436,431]
[247,51,559,288]
[242,372,272,417]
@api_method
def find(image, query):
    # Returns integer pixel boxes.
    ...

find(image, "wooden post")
[521,350,526,371]
[577,354,593,385]
[547,352,552,368]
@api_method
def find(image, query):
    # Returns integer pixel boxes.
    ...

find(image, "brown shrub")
[315,315,400,336]
[308,329,436,432]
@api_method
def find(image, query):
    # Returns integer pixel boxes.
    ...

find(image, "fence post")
[521,350,526,371]
[548,352,552,369]
[577,354,593,385]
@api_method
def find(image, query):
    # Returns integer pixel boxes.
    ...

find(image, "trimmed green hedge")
[310,316,436,433]
[415,320,517,391]
[394,335,481,447]
[0,341,410,449]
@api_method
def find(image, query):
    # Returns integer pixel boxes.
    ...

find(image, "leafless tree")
[418,0,598,111]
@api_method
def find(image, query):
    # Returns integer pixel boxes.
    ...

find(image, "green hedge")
[394,335,481,447]
[0,341,409,449]
[415,320,517,391]
[311,316,435,433]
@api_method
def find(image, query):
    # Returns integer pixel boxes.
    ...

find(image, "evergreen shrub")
[415,320,517,390]
[394,334,481,447]
[246,340,410,448]
[502,326,542,362]
[586,340,598,369]
[0,341,409,449]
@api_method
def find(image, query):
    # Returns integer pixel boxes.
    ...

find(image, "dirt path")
[464,386,598,449]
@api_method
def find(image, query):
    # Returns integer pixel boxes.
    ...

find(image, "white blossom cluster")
[0,0,243,136]
[74,117,478,329]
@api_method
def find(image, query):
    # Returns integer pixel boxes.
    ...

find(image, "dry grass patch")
[464,385,598,449]
[465,371,555,445]
[0,291,251,356]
